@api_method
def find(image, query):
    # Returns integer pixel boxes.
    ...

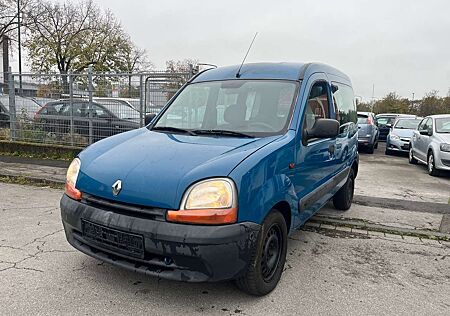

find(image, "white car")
[409,114,450,176]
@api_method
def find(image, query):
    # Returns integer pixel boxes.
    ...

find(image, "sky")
[11,0,450,101]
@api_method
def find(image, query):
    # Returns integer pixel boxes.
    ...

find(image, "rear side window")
[332,83,357,125]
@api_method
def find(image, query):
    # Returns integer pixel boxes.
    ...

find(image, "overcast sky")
[14,0,450,101]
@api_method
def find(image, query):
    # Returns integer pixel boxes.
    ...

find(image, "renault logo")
[112,180,122,196]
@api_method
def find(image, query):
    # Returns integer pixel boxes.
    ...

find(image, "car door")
[294,75,338,222]
[414,118,431,160]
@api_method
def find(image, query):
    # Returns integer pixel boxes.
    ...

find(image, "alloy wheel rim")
[261,224,282,282]
[428,155,434,173]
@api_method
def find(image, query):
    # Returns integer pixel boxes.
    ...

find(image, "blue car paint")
[74,62,358,234]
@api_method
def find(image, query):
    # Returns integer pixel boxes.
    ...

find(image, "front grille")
[81,193,167,221]
[400,137,410,143]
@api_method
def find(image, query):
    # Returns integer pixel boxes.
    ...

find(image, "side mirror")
[304,118,340,143]
[419,129,432,136]
[145,113,157,125]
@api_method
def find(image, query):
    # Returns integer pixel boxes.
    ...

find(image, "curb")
[0,173,65,189]
[308,215,450,241]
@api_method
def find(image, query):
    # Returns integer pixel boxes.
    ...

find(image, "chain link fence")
[0,67,194,147]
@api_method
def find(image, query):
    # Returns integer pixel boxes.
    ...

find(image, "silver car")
[409,114,450,176]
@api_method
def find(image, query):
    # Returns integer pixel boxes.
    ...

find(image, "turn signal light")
[166,208,237,225]
[65,182,82,200]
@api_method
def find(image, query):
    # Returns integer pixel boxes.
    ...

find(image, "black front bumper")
[60,194,261,282]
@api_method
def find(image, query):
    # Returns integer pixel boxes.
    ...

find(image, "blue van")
[61,62,359,295]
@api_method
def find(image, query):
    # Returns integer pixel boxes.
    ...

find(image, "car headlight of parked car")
[167,178,237,225]
[390,134,400,141]
[440,143,450,152]
[66,158,82,200]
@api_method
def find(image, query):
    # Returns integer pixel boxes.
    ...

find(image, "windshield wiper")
[192,129,254,138]
[152,126,197,136]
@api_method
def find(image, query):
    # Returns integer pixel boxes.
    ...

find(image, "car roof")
[357,111,373,116]
[192,62,350,83]
[376,113,415,117]
[427,114,450,119]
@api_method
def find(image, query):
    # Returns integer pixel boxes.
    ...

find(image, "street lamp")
[17,0,22,96]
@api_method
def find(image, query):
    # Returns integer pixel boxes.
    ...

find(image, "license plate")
[81,220,144,259]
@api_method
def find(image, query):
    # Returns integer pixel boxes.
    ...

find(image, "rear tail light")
[367,116,374,125]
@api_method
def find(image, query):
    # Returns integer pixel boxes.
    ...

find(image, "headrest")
[224,104,246,125]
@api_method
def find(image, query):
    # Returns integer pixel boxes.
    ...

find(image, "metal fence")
[0,67,194,147]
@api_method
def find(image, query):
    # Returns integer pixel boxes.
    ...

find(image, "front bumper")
[358,137,373,147]
[386,137,410,152]
[60,194,261,282]
[435,150,450,171]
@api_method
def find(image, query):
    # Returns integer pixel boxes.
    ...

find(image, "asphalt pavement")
[0,143,450,315]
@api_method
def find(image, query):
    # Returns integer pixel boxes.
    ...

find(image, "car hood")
[76,128,279,209]
[391,128,415,138]
[435,133,450,143]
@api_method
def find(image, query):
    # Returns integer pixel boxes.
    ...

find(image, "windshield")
[394,119,421,129]
[357,115,369,124]
[435,118,450,133]
[376,116,396,126]
[96,100,140,120]
[152,80,298,137]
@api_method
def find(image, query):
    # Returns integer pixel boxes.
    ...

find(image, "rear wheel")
[333,169,355,210]
[427,152,440,176]
[235,210,287,296]
[367,143,375,154]
[374,141,378,149]
[409,147,418,164]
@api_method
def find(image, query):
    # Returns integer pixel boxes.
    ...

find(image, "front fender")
[229,131,299,232]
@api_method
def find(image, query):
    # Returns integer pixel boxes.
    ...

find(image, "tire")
[409,147,418,164]
[367,144,375,154]
[235,210,288,296]
[385,148,391,155]
[374,141,378,149]
[333,169,355,210]
[427,152,440,176]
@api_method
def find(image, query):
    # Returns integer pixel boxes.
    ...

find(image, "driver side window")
[303,81,330,132]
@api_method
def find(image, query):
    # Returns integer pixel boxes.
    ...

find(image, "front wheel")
[409,147,418,164]
[235,210,287,296]
[428,152,440,176]
[333,169,355,210]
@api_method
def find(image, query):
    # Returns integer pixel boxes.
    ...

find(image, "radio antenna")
[236,32,258,78]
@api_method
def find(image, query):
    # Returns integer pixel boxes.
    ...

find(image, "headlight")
[167,178,237,225]
[366,134,372,137]
[183,179,235,209]
[440,143,450,152]
[65,158,82,200]
[390,134,400,141]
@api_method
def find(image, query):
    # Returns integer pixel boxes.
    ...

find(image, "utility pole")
[17,0,23,96]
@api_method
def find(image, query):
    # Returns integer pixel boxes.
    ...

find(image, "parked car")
[34,99,140,141]
[409,114,450,176]
[0,102,9,128]
[385,116,422,155]
[60,62,359,296]
[376,113,415,141]
[357,111,378,153]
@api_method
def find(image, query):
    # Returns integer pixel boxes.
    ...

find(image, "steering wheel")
[248,121,277,132]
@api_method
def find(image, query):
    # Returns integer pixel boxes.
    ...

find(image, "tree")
[0,0,34,40]
[116,38,153,97]
[164,59,198,98]
[417,90,444,116]
[24,0,133,90]
[372,92,409,114]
